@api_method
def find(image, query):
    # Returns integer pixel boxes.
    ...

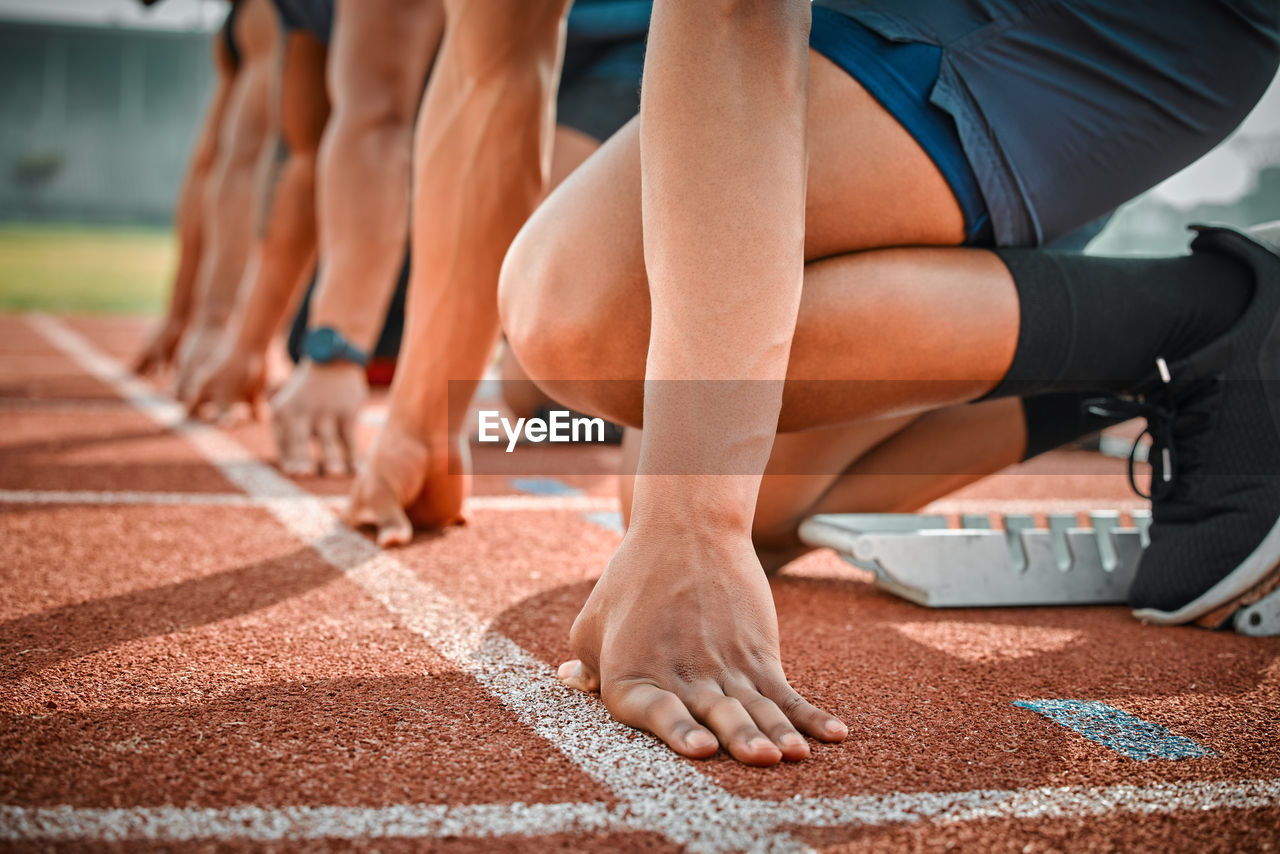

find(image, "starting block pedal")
[797,511,1148,608]
[798,511,1280,635]
[1234,590,1280,637]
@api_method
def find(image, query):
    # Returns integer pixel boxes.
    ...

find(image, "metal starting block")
[798,511,1148,609]
[797,512,1280,635]
[1235,592,1280,638]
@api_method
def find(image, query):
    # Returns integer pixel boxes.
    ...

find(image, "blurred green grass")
[0,225,174,314]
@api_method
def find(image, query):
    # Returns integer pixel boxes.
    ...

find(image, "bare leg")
[501,51,1018,433]
[755,398,1026,571]
[617,398,1027,572]
[498,124,604,418]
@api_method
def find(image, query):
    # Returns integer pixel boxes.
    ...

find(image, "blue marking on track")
[509,478,582,497]
[582,511,625,534]
[1013,699,1212,761]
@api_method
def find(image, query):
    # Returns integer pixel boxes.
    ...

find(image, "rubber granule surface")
[2,315,1277,853]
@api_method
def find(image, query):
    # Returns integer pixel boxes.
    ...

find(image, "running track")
[1,314,1278,852]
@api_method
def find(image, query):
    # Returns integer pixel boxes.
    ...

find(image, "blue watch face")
[305,327,340,363]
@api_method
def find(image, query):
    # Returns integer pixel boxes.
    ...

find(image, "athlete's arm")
[184,28,330,419]
[172,0,278,403]
[557,0,848,765]
[135,24,237,377]
[270,0,446,476]
[347,0,571,542]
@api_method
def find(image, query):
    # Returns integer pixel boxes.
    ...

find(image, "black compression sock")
[984,245,1254,400]
[1019,393,1127,461]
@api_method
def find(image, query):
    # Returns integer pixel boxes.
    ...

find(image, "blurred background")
[0,0,1277,315]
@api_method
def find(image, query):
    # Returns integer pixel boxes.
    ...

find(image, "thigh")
[511,48,968,380]
[549,125,601,192]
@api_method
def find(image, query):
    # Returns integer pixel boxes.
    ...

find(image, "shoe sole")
[1133,512,1280,627]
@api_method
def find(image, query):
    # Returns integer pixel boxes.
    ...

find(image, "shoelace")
[1083,358,1218,503]
[1084,393,1177,501]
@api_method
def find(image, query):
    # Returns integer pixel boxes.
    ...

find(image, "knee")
[498,218,606,385]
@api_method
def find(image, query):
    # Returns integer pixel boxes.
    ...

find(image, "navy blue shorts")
[558,1,651,142]
[274,0,333,45]
[811,0,1279,247]
[557,39,645,142]
[810,7,993,246]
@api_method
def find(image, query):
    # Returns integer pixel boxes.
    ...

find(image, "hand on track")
[183,340,267,422]
[171,324,226,405]
[558,531,848,765]
[134,316,186,377]
[269,361,366,476]
[346,420,467,545]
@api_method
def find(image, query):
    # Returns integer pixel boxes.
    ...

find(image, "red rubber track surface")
[1,315,1278,853]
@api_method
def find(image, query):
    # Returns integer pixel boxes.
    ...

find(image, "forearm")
[167,68,235,326]
[388,0,570,443]
[308,118,417,353]
[631,0,812,533]
[166,163,209,327]
[190,58,275,330]
[232,146,320,351]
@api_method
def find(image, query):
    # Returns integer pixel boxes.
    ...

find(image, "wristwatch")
[302,326,368,367]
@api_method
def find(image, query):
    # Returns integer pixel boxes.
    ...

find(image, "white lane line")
[5,778,1278,844]
[25,317,1280,850]
[27,315,810,853]
[0,489,264,507]
[769,777,1280,829]
[0,489,617,514]
[0,489,1148,518]
[0,802,624,843]
[933,778,1280,824]
[0,399,135,412]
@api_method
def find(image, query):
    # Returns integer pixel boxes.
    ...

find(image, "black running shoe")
[1092,223,1280,627]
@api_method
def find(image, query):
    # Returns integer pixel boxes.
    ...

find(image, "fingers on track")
[316,414,351,476]
[557,659,601,693]
[610,683,721,760]
[278,412,316,476]
[348,475,413,548]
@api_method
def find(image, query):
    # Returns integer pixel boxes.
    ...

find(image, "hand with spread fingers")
[346,419,468,546]
[558,528,848,765]
[269,360,366,476]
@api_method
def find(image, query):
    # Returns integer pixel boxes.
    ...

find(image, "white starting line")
[10,314,1279,852]
[0,490,1151,520]
[6,778,1279,845]
[0,488,618,513]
